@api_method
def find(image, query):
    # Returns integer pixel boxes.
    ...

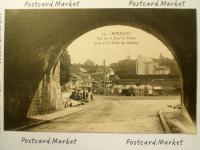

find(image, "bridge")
[4,9,196,129]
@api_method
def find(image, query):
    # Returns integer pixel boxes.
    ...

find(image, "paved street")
[26,96,180,133]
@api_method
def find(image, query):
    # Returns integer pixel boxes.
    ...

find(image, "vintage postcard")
[0,0,199,150]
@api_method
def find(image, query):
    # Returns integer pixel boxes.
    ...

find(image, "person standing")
[86,91,89,102]
[90,90,93,101]
[83,90,86,101]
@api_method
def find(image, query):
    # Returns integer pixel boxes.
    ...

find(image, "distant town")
[60,51,182,97]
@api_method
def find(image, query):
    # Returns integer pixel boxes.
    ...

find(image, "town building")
[136,55,170,75]
[67,68,92,90]
[68,73,83,89]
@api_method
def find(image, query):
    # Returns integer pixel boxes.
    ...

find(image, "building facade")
[136,55,170,75]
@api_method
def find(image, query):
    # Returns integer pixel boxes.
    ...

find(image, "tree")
[60,50,71,85]
[158,56,180,75]
[84,59,95,66]
[110,58,137,78]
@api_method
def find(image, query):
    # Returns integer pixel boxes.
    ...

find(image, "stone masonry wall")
[27,60,62,117]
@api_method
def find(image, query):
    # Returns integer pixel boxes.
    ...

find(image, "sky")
[67,25,173,66]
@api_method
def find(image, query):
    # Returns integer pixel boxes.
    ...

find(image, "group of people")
[69,89,93,102]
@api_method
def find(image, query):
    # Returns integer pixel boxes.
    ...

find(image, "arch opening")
[57,25,187,133]
[4,9,196,132]
[64,25,183,96]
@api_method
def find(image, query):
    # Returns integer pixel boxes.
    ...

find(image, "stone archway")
[4,9,196,129]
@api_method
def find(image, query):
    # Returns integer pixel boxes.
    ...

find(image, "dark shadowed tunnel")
[4,9,196,129]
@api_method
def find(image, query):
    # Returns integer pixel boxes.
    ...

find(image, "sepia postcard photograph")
[3,9,197,134]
